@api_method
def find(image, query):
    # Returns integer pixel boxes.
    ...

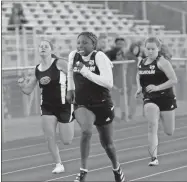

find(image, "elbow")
[23,90,32,95]
[106,81,113,90]
[172,77,178,85]
[21,88,32,95]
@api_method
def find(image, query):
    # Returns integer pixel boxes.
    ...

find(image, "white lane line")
[2,136,187,175]
[3,125,187,163]
[2,124,146,152]
[3,117,186,152]
[130,165,187,181]
[2,133,146,163]
[46,148,187,181]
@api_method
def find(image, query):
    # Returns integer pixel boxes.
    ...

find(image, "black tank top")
[35,59,67,106]
[73,51,112,105]
[139,56,175,99]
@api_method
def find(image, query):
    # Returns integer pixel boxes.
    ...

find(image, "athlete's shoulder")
[56,57,68,73]
[35,64,41,74]
[35,64,40,70]
[158,55,168,62]
[137,56,145,67]
[157,56,173,71]
[157,56,170,66]
[96,50,107,56]
[95,51,111,61]
[68,50,77,59]
[95,51,113,68]
[29,68,36,75]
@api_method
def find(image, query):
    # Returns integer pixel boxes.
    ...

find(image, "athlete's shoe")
[148,157,159,166]
[113,165,126,182]
[74,169,88,182]
[52,163,65,173]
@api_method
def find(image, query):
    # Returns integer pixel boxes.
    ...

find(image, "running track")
[2,116,187,181]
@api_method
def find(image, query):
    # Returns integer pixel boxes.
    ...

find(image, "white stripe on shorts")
[40,88,43,115]
[59,71,67,104]
[68,104,74,122]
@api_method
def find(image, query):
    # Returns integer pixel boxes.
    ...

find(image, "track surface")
[2,117,187,181]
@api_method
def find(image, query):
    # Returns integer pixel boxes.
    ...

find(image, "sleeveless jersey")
[35,59,67,106]
[73,51,112,105]
[138,56,175,99]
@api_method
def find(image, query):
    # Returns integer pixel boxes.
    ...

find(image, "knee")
[44,133,56,141]
[103,143,115,151]
[60,135,73,145]
[148,121,158,133]
[144,103,159,116]
[59,134,73,145]
[82,130,92,139]
[165,129,174,136]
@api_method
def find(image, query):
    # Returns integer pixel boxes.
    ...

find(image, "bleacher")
[2,1,173,36]
[1,1,187,61]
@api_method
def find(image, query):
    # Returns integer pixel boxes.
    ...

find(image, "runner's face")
[145,42,159,60]
[77,35,94,56]
[39,41,52,57]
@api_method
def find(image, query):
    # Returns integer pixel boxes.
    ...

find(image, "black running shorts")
[74,100,115,126]
[41,103,73,123]
[143,96,177,111]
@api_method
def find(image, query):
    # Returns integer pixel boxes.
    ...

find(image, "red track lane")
[2,119,187,160]
[2,117,187,181]
[133,166,187,181]
[2,122,149,160]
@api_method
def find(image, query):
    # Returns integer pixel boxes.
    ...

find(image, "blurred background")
[1,0,187,142]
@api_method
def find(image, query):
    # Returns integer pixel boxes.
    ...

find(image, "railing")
[2,25,187,142]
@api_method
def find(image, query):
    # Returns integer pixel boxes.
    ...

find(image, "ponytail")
[159,44,172,61]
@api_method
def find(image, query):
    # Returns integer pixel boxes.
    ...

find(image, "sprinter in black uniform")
[67,32,126,182]
[135,37,177,166]
[18,40,74,174]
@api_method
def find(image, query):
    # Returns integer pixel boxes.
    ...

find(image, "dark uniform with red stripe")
[138,55,177,111]
[73,52,114,126]
[35,59,72,123]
